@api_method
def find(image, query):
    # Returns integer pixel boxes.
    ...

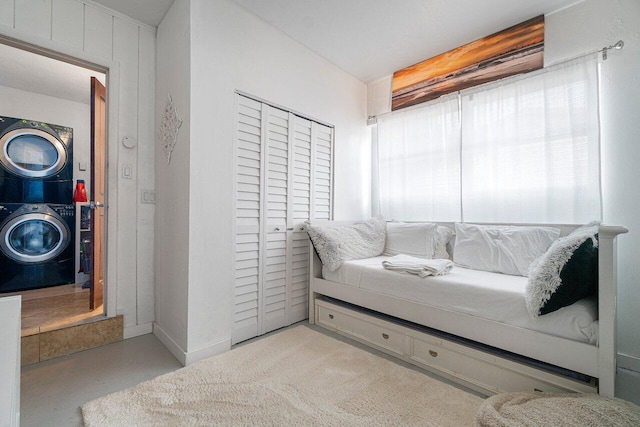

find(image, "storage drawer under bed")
[315,298,596,396]
[316,298,410,356]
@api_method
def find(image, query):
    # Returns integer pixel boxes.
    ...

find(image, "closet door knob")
[382,333,389,340]
[275,227,281,231]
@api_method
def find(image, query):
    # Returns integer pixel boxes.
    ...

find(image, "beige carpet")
[82,325,482,426]
[476,391,640,426]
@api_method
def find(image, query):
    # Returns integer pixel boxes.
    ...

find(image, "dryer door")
[0,212,70,263]
[0,128,67,178]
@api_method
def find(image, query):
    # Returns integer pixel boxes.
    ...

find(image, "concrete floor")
[20,333,182,426]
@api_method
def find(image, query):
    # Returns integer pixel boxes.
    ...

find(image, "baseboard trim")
[152,323,231,366]
[618,353,640,373]
[184,338,231,366]
[153,323,187,366]
[123,323,153,339]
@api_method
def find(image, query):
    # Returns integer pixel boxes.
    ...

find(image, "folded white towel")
[382,254,454,278]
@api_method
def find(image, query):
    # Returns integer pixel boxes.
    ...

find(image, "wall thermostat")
[122,136,137,149]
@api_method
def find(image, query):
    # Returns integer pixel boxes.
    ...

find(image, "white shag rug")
[82,326,482,426]
[476,391,640,426]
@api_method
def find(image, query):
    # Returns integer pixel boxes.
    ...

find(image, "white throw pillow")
[306,216,386,272]
[383,222,438,258]
[453,223,561,276]
[434,226,454,259]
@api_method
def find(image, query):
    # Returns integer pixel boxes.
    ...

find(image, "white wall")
[154,0,368,363]
[188,0,368,358]
[0,0,157,337]
[154,0,191,358]
[366,0,640,401]
[545,0,640,403]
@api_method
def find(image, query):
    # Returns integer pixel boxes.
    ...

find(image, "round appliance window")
[0,129,67,178]
[0,213,69,263]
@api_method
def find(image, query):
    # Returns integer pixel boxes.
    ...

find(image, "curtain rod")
[546,39,624,66]
[368,40,624,124]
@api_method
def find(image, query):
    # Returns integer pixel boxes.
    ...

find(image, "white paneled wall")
[137,28,156,325]
[0,0,156,335]
[0,2,12,28]
[15,0,51,40]
[52,0,84,49]
[113,17,140,328]
[84,4,113,58]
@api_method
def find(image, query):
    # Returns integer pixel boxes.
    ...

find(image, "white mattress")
[322,256,598,345]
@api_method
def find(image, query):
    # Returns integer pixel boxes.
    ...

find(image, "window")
[377,95,461,221]
[376,55,601,224]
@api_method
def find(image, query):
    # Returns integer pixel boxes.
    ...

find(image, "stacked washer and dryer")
[0,116,76,293]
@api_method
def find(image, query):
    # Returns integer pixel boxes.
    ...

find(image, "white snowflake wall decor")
[160,94,183,165]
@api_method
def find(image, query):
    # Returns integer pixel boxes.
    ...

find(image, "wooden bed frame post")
[597,225,628,397]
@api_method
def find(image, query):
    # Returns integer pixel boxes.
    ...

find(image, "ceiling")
[92,0,582,83]
[91,0,175,27]
[231,0,582,82]
[0,0,578,94]
[0,43,106,105]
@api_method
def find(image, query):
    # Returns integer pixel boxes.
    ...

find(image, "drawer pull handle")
[382,333,389,340]
[429,350,438,358]
[328,314,334,319]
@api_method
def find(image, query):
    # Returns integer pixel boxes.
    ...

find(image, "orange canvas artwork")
[392,15,544,111]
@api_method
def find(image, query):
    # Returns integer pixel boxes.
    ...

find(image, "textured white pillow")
[306,217,386,272]
[434,226,454,259]
[453,223,561,276]
[383,222,438,258]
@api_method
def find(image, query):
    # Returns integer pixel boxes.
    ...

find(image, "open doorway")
[0,42,108,335]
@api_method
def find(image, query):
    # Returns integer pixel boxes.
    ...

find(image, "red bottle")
[74,180,88,202]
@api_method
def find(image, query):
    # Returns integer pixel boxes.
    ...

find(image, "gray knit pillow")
[307,217,386,272]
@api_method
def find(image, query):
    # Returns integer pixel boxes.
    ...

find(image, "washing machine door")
[0,211,70,263]
[0,127,68,178]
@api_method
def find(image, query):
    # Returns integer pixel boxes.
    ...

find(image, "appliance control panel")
[57,206,75,217]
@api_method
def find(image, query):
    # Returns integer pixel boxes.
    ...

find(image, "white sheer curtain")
[377,95,461,221]
[460,55,601,223]
[375,55,601,224]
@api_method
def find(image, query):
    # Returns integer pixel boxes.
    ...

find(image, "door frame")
[0,28,120,318]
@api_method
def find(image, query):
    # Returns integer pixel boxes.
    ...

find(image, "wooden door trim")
[90,77,106,310]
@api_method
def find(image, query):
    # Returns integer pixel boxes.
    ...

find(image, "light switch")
[141,190,156,204]
[122,164,132,179]
[79,161,88,171]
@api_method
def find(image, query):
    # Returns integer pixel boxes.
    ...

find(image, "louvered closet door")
[312,122,334,221]
[233,96,263,343]
[233,95,334,344]
[286,121,334,322]
[261,106,291,333]
[288,116,313,323]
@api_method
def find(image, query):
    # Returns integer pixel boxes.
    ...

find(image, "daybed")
[307,220,627,397]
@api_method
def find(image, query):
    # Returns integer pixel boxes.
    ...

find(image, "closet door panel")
[287,116,314,323]
[312,123,334,221]
[233,96,263,344]
[288,230,310,322]
[261,106,290,334]
[292,117,313,223]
